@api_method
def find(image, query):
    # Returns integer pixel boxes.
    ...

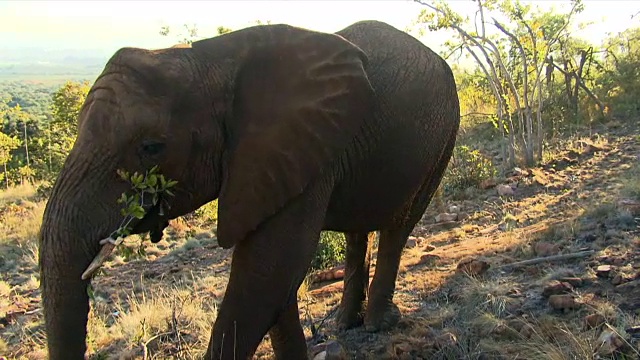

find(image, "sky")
[1,0,639,58]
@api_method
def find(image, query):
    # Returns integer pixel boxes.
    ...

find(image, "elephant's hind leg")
[363,227,408,332]
[336,231,373,330]
[365,131,457,332]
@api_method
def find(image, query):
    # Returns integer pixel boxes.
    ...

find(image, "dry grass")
[0,183,38,206]
[1,127,639,359]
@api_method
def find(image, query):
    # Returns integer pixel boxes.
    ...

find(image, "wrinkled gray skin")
[39,21,459,359]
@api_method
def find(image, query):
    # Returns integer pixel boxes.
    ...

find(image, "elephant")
[38,20,460,359]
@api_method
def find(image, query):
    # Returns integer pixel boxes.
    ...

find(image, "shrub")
[191,199,218,226]
[444,145,497,193]
[311,231,346,271]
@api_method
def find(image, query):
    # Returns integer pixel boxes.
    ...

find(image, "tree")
[47,81,90,176]
[414,0,586,167]
[0,132,20,188]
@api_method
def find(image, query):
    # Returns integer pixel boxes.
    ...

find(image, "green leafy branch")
[110,165,178,241]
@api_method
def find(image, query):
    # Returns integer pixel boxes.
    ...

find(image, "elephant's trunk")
[38,151,117,359]
[39,208,97,359]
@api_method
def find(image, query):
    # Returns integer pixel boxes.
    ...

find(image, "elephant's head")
[38,24,374,358]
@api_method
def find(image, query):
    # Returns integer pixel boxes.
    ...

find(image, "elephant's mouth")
[81,202,170,280]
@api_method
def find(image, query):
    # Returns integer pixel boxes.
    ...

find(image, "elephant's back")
[325,21,460,231]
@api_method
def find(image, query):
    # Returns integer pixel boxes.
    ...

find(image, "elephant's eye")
[141,140,166,156]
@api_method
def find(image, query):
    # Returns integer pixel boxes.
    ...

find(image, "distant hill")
[0,47,111,82]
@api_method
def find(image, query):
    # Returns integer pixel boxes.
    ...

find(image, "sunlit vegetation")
[1,2,639,358]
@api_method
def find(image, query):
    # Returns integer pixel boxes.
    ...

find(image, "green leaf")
[131,206,146,219]
[147,174,157,187]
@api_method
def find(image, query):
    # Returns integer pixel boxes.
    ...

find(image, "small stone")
[548,294,579,311]
[448,205,460,213]
[611,274,625,285]
[405,237,418,248]
[424,244,436,252]
[542,281,574,297]
[418,254,441,265]
[596,329,625,356]
[496,184,515,196]
[584,314,606,329]
[456,258,490,276]
[479,178,497,189]
[519,323,535,339]
[558,277,584,287]
[533,242,561,257]
[612,257,626,266]
[434,332,457,349]
[435,213,458,223]
[596,265,613,277]
[311,340,347,360]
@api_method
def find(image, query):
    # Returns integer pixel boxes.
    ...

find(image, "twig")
[497,250,595,269]
[141,331,173,360]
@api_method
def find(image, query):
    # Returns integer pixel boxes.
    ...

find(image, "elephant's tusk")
[81,237,124,280]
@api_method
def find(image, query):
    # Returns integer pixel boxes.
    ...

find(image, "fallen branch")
[498,250,595,269]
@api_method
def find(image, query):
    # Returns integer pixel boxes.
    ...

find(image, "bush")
[191,199,218,226]
[444,145,497,193]
[311,231,346,271]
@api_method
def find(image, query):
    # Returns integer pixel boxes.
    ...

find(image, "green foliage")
[311,231,346,271]
[0,132,20,188]
[1,80,89,185]
[46,81,89,177]
[444,145,497,193]
[112,166,178,240]
[193,200,218,225]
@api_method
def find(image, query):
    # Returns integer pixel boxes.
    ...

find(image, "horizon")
[1,0,639,60]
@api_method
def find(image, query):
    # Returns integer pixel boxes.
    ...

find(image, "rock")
[542,281,574,297]
[595,329,625,356]
[496,184,515,196]
[548,294,579,311]
[405,237,418,248]
[596,265,613,278]
[435,212,458,223]
[424,244,436,252]
[618,199,640,216]
[533,242,561,257]
[513,167,529,176]
[311,340,347,360]
[448,205,460,213]
[418,254,441,265]
[611,274,626,285]
[456,258,489,276]
[434,332,457,349]
[519,323,535,339]
[584,314,606,329]
[612,257,626,266]
[558,277,584,287]
[479,178,497,189]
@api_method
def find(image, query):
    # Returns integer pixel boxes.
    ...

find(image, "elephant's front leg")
[204,185,330,360]
[268,300,308,358]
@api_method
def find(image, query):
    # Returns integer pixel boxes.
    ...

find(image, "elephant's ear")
[216,27,375,248]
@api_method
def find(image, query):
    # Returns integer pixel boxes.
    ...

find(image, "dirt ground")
[1,121,639,359]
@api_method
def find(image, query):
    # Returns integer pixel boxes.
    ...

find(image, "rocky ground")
[0,121,639,359]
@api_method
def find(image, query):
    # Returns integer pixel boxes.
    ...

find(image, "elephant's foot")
[363,301,400,332]
[335,302,364,330]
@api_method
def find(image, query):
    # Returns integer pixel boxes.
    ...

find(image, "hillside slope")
[0,122,638,359]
